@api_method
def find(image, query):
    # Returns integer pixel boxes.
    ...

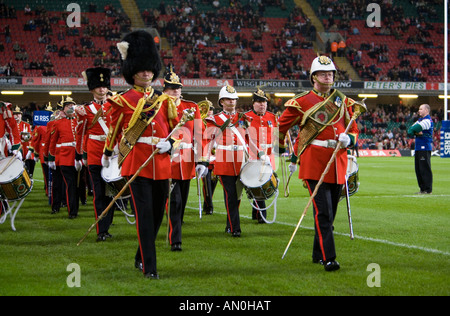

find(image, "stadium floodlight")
[398,94,418,99]
[1,91,24,95]
[358,94,378,98]
[49,91,72,95]
[236,92,253,97]
[274,93,295,97]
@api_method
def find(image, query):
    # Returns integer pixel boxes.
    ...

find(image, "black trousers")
[219,175,241,233]
[60,166,79,217]
[252,200,267,221]
[414,150,432,193]
[168,179,190,245]
[88,165,114,235]
[129,177,169,275]
[202,169,218,213]
[306,180,342,262]
[51,166,64,212]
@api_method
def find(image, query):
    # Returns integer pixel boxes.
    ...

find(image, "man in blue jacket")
[408,104,434,194]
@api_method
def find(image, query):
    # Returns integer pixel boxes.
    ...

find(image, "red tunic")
[205,111,256,176]
[32,125,47,161]
[170,98,204,180]
[76,101,111,165]
[17,120,33,159]
[105,87,175,180]
[278,89,359,184]
[245,110,278,170]
[48,117,77,166]
[0,102,21,157]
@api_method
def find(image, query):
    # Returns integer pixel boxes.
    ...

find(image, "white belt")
[137,136,161,145]
[311,139,337,148]
[56,142,76,148]
[217,145,245,151]
[177,142,193,150]
[260,143,272,149]
[89,134,106,141]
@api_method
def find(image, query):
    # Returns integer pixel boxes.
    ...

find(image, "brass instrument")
[198,98,213,121]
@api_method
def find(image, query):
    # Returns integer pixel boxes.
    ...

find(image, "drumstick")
[0,144,22,175]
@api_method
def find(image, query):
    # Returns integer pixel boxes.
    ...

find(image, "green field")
[0,157,449,297]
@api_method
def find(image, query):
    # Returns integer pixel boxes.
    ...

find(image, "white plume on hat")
[117,41,129,60]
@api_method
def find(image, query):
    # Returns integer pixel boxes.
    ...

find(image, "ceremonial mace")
[77,108,196,246]
[281,99,366,259]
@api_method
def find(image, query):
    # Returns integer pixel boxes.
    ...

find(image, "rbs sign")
[33,111,52,126]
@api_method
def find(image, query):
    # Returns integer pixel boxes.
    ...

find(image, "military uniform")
[48,98,79,218]
[205,88,260,236]
[77,67,114,240]
[165,71,205,251]
[0,101,21,214]
[277,55,359,271]
[278,88,359,265]
[102,30,170,278]
[245,89,278,222]
[13,107,35,176]
[44,112,64,213]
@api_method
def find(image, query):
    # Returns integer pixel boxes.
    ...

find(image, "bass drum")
[101,156,131,199]
[240,160,279,201]
[0,157,33,201]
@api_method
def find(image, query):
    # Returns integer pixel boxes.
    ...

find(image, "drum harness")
[217,113,279,224]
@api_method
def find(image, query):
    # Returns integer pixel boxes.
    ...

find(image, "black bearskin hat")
[82,67,111,90]
[117,30,162,85]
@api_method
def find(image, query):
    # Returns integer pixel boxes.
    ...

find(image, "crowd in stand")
[356,103,443,150]
[142,1,319,80]
[0,2,129,77]
[316,0,444,82]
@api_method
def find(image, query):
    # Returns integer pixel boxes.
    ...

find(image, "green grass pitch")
[0,156,448,296]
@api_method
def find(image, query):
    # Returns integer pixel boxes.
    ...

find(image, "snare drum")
[341,155,359,199]
[240,160,279,201]
[0,157,33,201]
[101,156,131,199]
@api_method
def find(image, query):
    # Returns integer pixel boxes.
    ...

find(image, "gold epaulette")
[284,91,308,109]
[108,93,126,107]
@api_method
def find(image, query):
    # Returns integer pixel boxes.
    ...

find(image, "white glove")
[195,164,208,178]
[26,151,32,160]
[156,140,171,154]
[48,161,56,170]
[75,159,82,172]
[101,154,111,168]
[34,156,39,163]
[82,159,88,166]
[13,150,22,161]
[260,154,272,166]
[288,163,297,175]
[338,133,351,148]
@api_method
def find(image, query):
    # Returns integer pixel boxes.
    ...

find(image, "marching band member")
[164,69,206,252]
[199,99,217,215]
[101,30,177,279]
[276,56,359,271]
[245,88,278,223]
[44,109,64,213]
[13,106,35,177]
[76,67,114,241]
[0,101,21,215]
[31,103,53,196]
[205,85,269,237]
[48,97,79,219]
